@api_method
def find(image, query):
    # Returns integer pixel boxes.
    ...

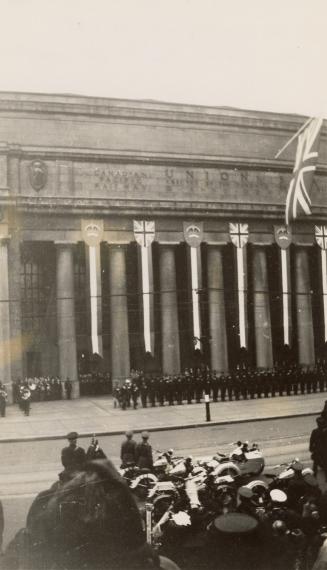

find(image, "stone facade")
[0,92,326,400]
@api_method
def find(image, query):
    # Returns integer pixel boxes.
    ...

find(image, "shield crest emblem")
[81,219,104,247]
[315,226,327,250]
[133,220,155,247]
[183,222,203,248]
[274,225,292,249]
[229,223,248,248]
[29,160,47,191]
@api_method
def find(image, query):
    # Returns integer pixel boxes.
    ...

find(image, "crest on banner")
[133,220,155,247]
[274,225,292,249]
[229,223,249,248]
[315,226,327,250]
[81,219,104,247]
[183,222,203,248]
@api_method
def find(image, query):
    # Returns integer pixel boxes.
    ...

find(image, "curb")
[0,410,319,444]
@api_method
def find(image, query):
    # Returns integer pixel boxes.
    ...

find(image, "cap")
[292,461,304,472]
[238,486,254,500]
[141,431,149,439]
[272,520,287,534]
[125,430,133,437]
[270,489,287,503]
[67,431,78,440]
[304,474,319,487]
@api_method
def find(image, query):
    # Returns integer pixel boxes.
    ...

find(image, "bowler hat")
[67,431,78,440]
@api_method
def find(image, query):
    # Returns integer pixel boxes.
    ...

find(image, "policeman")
[135,431,153,469]
[140,378,148,408]
[61,431,86,480]
[120,430,137,467]
[226,374,233,401]
[211,371,219,402]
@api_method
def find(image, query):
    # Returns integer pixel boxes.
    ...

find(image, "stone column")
[295,247,315,365]
[0,238,12,402]
[159,244,180,374]
[207,245,228,372]
[56,242,79,397]
[252,246,273,369]
[108,244,130,383]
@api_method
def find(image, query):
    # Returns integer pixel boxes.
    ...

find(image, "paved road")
[1,414,320,550]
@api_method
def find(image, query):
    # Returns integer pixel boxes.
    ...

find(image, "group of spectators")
[13,377,65,403]
[79,372,111,396]
[113,361,327,410]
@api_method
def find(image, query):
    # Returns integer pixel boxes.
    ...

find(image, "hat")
[141,431,149,439]
[67,431,78,440]
[292,461,304,472]
[125,430,133,438]
[270,489,287,503]
[238,486,254,500]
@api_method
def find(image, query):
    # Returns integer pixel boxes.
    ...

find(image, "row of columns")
[0,239,317,399]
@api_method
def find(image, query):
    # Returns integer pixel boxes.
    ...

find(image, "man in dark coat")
[0,384,7,418]
[120,430,137,467]
[61,431,86,480]
[135,431,153,469]
[310,417,327,478]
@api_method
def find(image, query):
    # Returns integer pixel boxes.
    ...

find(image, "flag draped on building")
[81,220,104,357]
[134,220,155,354]
[285,117,323,225]
[183,222,203,351]
[274,225,292,346]
[229,223,248,348]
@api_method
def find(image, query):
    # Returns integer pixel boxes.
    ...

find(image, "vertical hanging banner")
[274,225,292,346]
[134,220,155,354]
[229,223,249,348]
[81,220,104,356]
[315,226,327,342]
[183,222,203,351]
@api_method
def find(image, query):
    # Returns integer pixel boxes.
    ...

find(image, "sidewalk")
[0,391,325,442]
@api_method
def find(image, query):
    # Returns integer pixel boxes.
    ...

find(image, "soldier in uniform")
[233,372,240,401]
[176,375,183,404]
[131,382,139,409]
[211,371,219,402]
[184,370,193,404]
[0,383,7,417]
[195,372,203,403]
[148,376,156,407]
[220,373,227,402]
[241,370,248,400]
[64,378,72,400]
[140,378,148,408]
[61,431,86,481]
[120,430,137,467]
[166,376,174,405]
[157,376,165,406]
[226,373,233,401]
[135,431,153,470]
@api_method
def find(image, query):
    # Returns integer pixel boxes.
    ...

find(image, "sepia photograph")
[0,1,326,568]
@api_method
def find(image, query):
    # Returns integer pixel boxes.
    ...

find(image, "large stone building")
[0,92,326,400]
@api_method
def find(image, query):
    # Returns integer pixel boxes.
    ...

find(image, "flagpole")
[274,117,313,159]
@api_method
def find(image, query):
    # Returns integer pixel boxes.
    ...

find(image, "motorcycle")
[198,441,265,479]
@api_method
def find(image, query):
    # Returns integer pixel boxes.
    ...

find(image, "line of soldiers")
[114,362,327,409]
[79,372,111,396]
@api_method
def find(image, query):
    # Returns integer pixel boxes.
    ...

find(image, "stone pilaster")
[0,238,12,402]
[56,242,79,397]
[207,245,228,372]
[252,246,273,369]
[295,247,315,366]
[108,244,130,384]
[159,244,180,374]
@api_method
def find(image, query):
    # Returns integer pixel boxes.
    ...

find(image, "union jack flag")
[285,117,323,225]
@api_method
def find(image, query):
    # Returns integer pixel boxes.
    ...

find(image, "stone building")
[0,92,326,400]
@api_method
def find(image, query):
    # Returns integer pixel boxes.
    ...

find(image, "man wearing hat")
[61,431,86,480]
[120,430,137,467]
[135,431,153,469]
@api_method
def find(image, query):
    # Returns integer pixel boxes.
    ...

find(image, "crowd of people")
[79,372,111,396]
[113,361,327,410]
